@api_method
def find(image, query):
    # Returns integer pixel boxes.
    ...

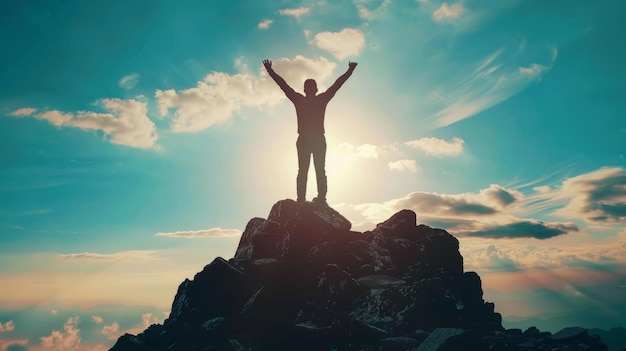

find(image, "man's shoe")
[312,197,328,207]
[297,197,305,203]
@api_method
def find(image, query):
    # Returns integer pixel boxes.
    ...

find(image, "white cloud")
[355,0,391,20]
[101,322,120,340]
[58,250,161,262]
[258,19,273,29]
[91,316,103,324]
[433,3,463,21]
[428,43,556,127]
[156,55,336,132]
[50,310,58,315]
[461,236,626,273]
[405,137,464,156]
[38,111,73,126]
[313,28,366,60]
[533,185,551,193]
[155,228,242,238]
[118,73,139,90]
[10,107,37,117]
[518,63,550,75]
[0,339,28,351]
[337,142,381,159]
[0,320,14,332]
[34,99,157,149]
[102,313,160,340]
[40,316,81,349]
[525,167,626,224]
[279,7,310,19]
[388,159,418,173]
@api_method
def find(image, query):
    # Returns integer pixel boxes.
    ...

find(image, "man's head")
[304,79,318,96]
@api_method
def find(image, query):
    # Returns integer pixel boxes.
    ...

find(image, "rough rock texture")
[110,199,608,351]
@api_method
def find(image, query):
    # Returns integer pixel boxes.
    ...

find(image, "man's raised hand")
[263,59,272,71]
[349,61,358,69]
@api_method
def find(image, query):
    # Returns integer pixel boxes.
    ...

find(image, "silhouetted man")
[263,59,357,205]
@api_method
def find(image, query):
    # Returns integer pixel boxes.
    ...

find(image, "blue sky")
[1,0,625,349]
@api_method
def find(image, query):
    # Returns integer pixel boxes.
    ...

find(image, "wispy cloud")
[258,19,273,29]
[156,55,336,132]
[0,320,15,332]
[0,209,52,216]
[155,228,241,238]
[405,137,464,156]
[279,7,310,19]
[388,159,418,173]
[91,316,103,324]
[428,43,557,127]
[118,73,139,90]
[10,107,36,116]
[313,28,366,60]
[17,99,158,149]
[521,167,626,224]
[337,142,383,160]
[58,250,161,262]
[433,2,463,21]
[354,0,391,20]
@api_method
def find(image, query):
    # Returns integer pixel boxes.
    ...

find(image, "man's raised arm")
[324,61,358,98]
[263,59,298,101]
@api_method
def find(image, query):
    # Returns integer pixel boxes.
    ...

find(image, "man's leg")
[312,134,327,203]
[296,135,312,202]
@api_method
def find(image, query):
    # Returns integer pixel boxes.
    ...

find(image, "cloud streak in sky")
[58,250,161,262]
[405,137,464,156]
[155,228,242,238]
[428,43,557,127]
[279,7,310,19]
[522,167,626,224]
[13,99,157,149]
[118,73,139,90]
[10,107,37,116]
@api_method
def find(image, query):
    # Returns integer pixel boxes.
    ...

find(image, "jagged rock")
[379,336,420,351]
[415,328,485,351]
[551,327,589,343]
[522,326,541,337]
[165,257,251,328]
[109,200,609,351]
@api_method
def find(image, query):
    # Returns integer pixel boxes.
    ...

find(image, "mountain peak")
[110,200,608,351]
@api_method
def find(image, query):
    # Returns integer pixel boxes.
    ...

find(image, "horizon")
[1,0,625,350]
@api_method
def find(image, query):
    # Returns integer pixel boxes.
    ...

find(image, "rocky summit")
[110,200,608,351]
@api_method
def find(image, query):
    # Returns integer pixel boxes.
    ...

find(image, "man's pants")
[296,134,327,201]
